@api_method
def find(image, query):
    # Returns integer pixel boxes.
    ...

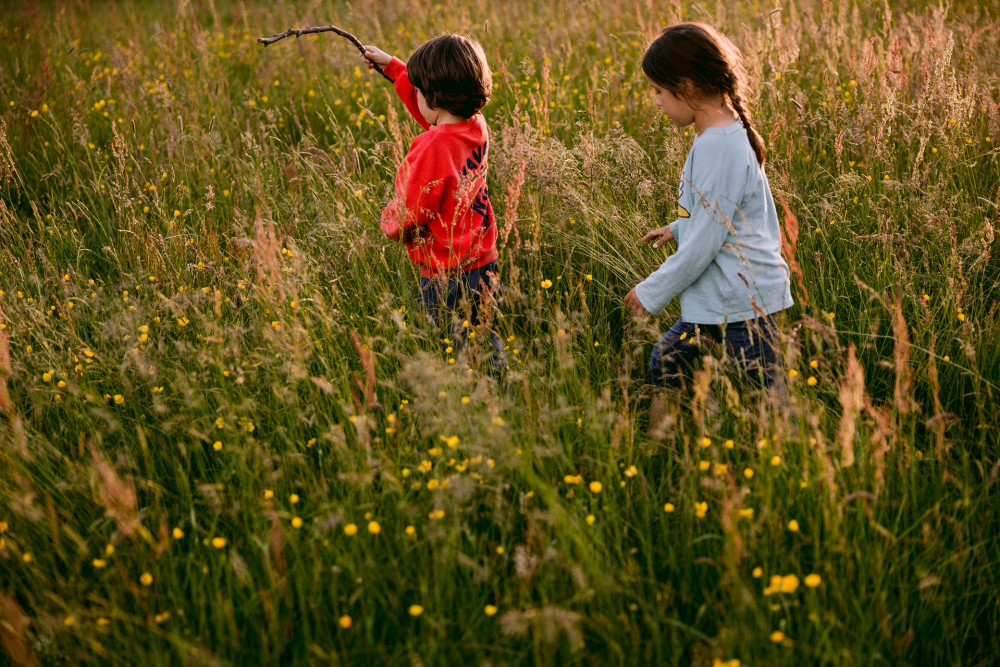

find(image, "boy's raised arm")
[362,46,430,130]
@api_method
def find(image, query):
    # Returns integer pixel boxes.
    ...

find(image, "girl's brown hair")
[642,23,765,166]
[407,34,492,119]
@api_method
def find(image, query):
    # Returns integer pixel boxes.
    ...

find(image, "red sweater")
[380,58,498,278]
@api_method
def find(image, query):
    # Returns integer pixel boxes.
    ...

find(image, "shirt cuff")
[634,279,667,316]
[384,57,406,82]
[669,219,684,244]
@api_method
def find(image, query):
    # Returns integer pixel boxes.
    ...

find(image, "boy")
[362,35,504,371]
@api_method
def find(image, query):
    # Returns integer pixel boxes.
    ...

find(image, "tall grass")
[1,0,998,664]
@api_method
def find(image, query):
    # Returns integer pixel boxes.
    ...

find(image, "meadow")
[1,0,999,664]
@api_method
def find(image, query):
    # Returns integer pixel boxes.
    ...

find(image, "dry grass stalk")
[500,606,583,647]
[891,288,916,416]
[350,330,377,412]
[837,344,865,467]
[925,338,952,462]
[0,120,23,191]
[501,159,526,251]
[0,327,13,416]
[0,594,37,667]
[91,447,146,541]
[252,211,287,302]
[777,194,808,306]
[865,397,892,496]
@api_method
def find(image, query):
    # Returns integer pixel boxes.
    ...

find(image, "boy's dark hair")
[642,23,766,166]
[407,34,492,119]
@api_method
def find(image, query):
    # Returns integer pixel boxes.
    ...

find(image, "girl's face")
[650,81,695,128]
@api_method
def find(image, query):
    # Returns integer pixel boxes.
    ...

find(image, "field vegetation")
[1,0,998,664]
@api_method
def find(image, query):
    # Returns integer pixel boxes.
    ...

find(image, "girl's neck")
[692,97,739,134]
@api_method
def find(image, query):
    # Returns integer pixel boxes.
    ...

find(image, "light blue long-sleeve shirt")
[635,121,793,324]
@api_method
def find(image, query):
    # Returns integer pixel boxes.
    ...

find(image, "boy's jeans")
[646,317,778,389]
[419,261,506,373]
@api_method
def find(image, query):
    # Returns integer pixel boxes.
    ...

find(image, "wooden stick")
[257,25,392,82]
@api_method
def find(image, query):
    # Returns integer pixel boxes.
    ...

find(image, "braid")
[730,93,766,166]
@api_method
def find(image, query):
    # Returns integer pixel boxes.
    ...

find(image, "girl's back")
[669,121,791,324]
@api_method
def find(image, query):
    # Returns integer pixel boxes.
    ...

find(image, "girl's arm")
[633,151,750,315]
[633,207,731,314]
[626,225,677,313]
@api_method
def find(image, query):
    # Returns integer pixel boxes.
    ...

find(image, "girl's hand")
[625,287,648,316]
[641,225,674,248]
[361,45,393,69]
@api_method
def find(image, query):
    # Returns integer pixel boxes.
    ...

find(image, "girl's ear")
[676,78,695,99]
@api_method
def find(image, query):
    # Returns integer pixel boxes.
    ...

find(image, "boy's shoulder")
[404,119,490,176]
[411,114,489,147]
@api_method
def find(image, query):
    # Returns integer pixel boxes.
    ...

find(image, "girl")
[625,23,792,390]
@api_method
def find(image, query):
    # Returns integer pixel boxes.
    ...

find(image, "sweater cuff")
[384,57,406,82]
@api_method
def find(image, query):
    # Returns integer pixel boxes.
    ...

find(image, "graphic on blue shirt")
[677,178,691,218]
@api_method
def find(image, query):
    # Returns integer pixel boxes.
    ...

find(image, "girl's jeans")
[647,317,779,389]
[419,261,506,372]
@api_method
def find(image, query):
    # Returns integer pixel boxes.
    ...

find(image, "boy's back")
[364,35,497,278]
[363,35,506,374]
[381,56,497,277]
